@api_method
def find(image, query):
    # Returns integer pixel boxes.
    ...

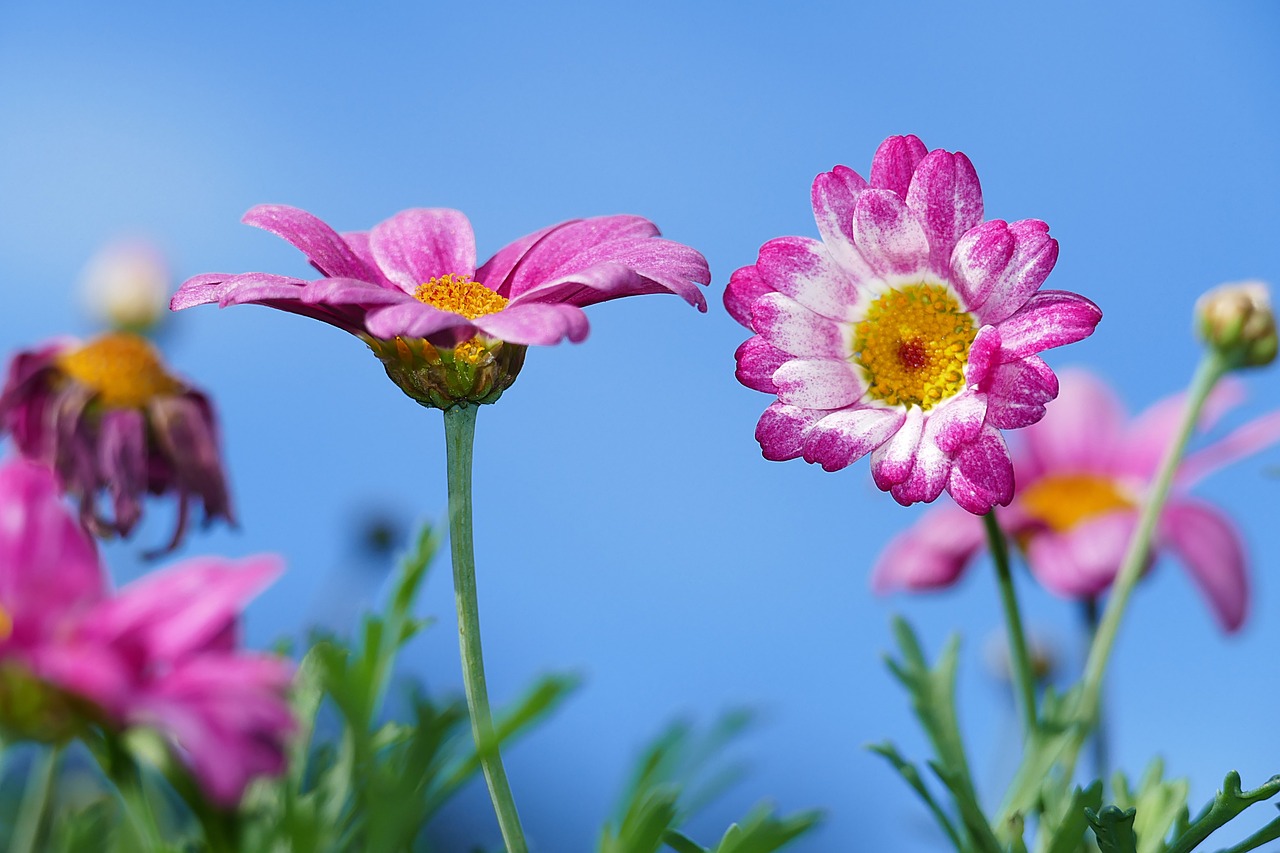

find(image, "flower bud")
[1195,281,1277,369]
[79,239,171,334]
[363,334,527,410]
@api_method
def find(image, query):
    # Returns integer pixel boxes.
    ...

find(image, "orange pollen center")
[55,332,181,408]
[1019,474,1135,533]
[0,604,11,643]
[413,274,508,320]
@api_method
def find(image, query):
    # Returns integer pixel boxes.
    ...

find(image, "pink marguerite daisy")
[872,369,1280,631]
[726,135,1102,513]
[172,205,710,408]
[0,457,293,805]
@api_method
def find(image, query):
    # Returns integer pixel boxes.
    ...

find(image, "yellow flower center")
[413,274,508,320]
[1019,474,1135,533]
[0,604,11,643]
[854,283,977,409]
[413,274,509,364]
[55,332,181,408]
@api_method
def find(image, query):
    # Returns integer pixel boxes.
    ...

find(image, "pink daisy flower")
[726,135,1102,513]
[872,369,1280,631]
[171,205,710,408]
[0,333,233,554]
[0,457,292,806]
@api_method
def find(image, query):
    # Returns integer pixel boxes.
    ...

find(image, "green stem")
[11,744,60,853]
[984,511,1038,735]
[1075,352,1228,729]
[1081,597,1109,781]
[443,403,528,853]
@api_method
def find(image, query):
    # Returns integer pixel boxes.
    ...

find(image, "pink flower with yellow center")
[0,457,292,806]
[872,369,1280,631]
[0,333,233,553]
[726,135,1102,513]
[171,205,710,408]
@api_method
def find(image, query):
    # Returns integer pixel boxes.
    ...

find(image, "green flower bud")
[1195,281,1277,369]
[363,334,527,410]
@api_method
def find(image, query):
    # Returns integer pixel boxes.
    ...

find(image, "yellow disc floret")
[413,274,508,320]
[854,283,977,409]
[55,332,182,409]
[1020,474,1135,533]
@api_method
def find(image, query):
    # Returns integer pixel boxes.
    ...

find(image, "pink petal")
[1020,369,1126,479]
[871,503,986,592]
[755,402,824,461]
[1158,499,1249,631]
[802,406,904,472]
[97,409,148,536]
[502,216,660,299]
[945,426,1014,513]
[852,189,930,278]
[754,236,865,321]
[301,277,417,307]
[510,236,709,311]
[1179,410,1280,487]
[868,134,928,198]
[810,166,877,284]
[871,406,925,488]
[771,358,867,409]
[363,301,478,341]
[887,397,984,506]
[905,149,984,277]
[982,356,1060,430]
[751,292,851,357]
[734,336,788,393]
[472,302,590,345]
[951,220,1058,323]
[724,265,774,330]
[241,205,376,281]
[1025,511,1136,598]
[478,222,564,296]
[995,290,1102,359]
[369,208,477,292]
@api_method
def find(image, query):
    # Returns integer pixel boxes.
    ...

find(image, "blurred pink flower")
[0,333,233,553]
[872,370,1280,631]
[170,205,710,407]
[726,135,1101,513]
[0,457,292,806]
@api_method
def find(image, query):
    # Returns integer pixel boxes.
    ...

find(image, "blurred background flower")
[2,3,1279,850]
[78,238,171,336]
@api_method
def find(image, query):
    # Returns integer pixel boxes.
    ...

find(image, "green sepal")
[1086,805,1138,853]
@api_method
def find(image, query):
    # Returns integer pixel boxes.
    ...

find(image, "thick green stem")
[11,744,60,853]
[984,511,1038,735]
[443,404,528,853]
[1075,352,1228,728]
[1081,597,1109,781]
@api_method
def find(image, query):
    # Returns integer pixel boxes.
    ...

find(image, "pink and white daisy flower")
[872,369,1280,631]
[726,135,1102,513]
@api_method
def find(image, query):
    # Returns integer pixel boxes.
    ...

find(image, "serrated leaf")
[1043,781,1104,853]
[868,741,963,851]
[1166,772,1280,853]
[1087,805,1138,853]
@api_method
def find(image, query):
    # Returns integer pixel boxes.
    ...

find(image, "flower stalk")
[983,511,1038,735]
[443,403,528,853]
[11,744,61,853]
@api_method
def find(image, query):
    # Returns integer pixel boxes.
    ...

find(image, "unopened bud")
[1195,280,1277,369]
[79,239,171,334]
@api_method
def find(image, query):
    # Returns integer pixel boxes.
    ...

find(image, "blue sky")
[2,2,1279,849]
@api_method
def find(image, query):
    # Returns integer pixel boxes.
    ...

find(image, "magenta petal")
[171,274,234,310]
[802,406,903,472]
[301,277,415,307]
[1159,500,1248,631]
[369,209,477,292]
[810,166,877,282]
[952,220,1058,323]
[852,189,930,278]
[983,356,1060,430]
[888,399,981,505]
[964,326,1002,389]
[871,504,985,592]
[905,149,984,276]
[1025,511,1135,598]
[932,392,988,454]
[868,135,928,198]
[364,301,476,341]
[1180,410,1280,487]
[755,236,865,321]
[510,236,709,311]
[871,406,925,488]
[995,290,1103,359]
[945,426,1014,513]
[734,336,788,393]
[472,303,590,345]
[478,222,563,296]
[756,402,824,461]
[751,292,850,357]
[1022,368,1126,478]
[97,409,148,537]
[241,205,375,281]
[771,358,866,409]
[502,216,661,299]
[724,265,774,330]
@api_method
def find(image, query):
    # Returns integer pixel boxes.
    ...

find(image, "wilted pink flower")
[171,205,710,408]
[726,135,1101,513]
[0,333,233,554]
[872,370,1280,631]
[0,457,292,806]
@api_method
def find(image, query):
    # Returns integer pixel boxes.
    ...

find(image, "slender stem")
[984,511,1038,735]
[443,403,528,853]
[1080,597,1109,781]
[11,744,61,853]
[1076,352,1228,726]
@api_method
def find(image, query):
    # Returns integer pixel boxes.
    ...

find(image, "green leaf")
[1106,759,1190,853]
[1213,806,1280,853]
[1087,805,1138,853]
[868,741,963,851]
[702,803,823,853]
[1042,781,1104,853]
[1166,772,1280,853]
